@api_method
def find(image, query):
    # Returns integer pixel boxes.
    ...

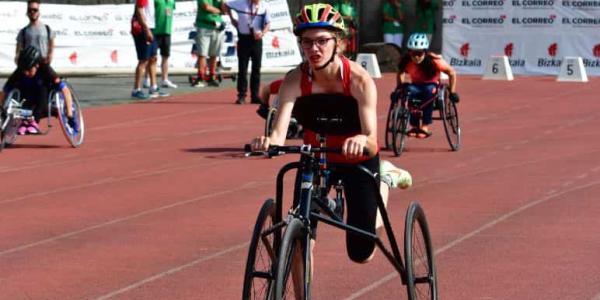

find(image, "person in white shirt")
[224,0,271,104]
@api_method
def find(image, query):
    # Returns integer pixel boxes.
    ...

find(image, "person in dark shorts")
[250,3,412,265]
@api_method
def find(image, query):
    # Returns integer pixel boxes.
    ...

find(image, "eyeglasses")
[299,37,336,49]
[27,8,39,13]
[410,50,425,57]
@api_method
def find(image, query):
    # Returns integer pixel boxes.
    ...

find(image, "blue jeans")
[404,83,437,127]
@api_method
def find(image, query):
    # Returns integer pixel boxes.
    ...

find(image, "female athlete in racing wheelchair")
[385,33,461,156]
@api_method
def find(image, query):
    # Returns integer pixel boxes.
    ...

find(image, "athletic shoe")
[192,79,205,87]
[235,97,246,104]
[27,119,40,134]
[206,79,220,87]
[17,122,28,135]
[149,87,170,98]
[380,160,412,189]
[131,90,149,100]
[161,79,178,88]
[143,76,151,89]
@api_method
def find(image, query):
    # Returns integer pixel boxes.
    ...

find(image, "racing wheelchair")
[0,80,84,150]
[243,106,437,299]
[385,81,460,156]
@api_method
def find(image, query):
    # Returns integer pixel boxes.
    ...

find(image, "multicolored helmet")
[407,33,430,50]
[294,3,346,36]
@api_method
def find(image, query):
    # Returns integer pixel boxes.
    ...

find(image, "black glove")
[449,92,460,103]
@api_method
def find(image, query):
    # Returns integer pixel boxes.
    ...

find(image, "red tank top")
[298,56,373,164]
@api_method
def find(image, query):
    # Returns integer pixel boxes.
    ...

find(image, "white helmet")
[407,33,430,50]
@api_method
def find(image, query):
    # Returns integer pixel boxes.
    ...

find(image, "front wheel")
[54,82,85,147]
[242,199,279,300]
[404,202,437,300]
[274,218,310,300]
[2,89,22,148]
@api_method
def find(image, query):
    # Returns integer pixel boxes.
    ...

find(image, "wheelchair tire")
[385,100,397,150]
[242,199,279,300]
[2,89,22,148]
[274,218,310,300]
[392,106,409,157]
[54,82,85,148]
[404,201,438,300]
[441,91,460,151]
[264,107,277,137]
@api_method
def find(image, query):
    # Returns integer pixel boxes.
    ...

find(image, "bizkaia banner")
[0,1,301,73]
[443,0,600,75]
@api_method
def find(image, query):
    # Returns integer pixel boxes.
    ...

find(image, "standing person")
[332,0,357,57]
[194,0,226,88]
[15,0,55,67]
[414,0,439,43]
[225,0,271,104]
[382,0,405,49]
[154,0,178,88]
[131,0,168,99]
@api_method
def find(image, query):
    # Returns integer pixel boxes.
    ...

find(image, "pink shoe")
[27,119,40,134]
[17,124,28,135]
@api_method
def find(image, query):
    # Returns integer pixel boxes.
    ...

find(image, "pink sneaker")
[17,123,28,135]
[27,119,40,134]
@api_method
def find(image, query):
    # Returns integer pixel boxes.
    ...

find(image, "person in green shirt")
[332,0,357,27]
[382,0,405,49]
[154,0,177,88]
[414,0,439,42]
[193,0,225,87]
[332,0,358,58]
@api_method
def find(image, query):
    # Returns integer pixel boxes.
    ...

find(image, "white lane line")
[591,292,600,300]
[94,242,248,300]
[0,158,227,205]
[0,181,266,257]
[342,179,600,300]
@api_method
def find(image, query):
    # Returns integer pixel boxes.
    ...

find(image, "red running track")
[1,75,599,300]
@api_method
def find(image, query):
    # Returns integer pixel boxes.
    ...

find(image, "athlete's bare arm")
[345,60,379,158]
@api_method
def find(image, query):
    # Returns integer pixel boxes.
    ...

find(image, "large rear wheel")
[384,100,397,150]
[404,202,437,300]
[392,107,409,156]
[54,82,85,147]
[441,91,460,151]
[274,218,309,300]
[264,108,277,137]
[242,199,279,299]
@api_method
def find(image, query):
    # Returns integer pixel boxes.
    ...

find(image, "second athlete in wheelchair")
[394,33,459,139]
[249,3,417,298]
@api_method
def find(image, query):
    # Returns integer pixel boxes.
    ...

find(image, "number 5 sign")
[483,55,514,81]
[557,57,588,82]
